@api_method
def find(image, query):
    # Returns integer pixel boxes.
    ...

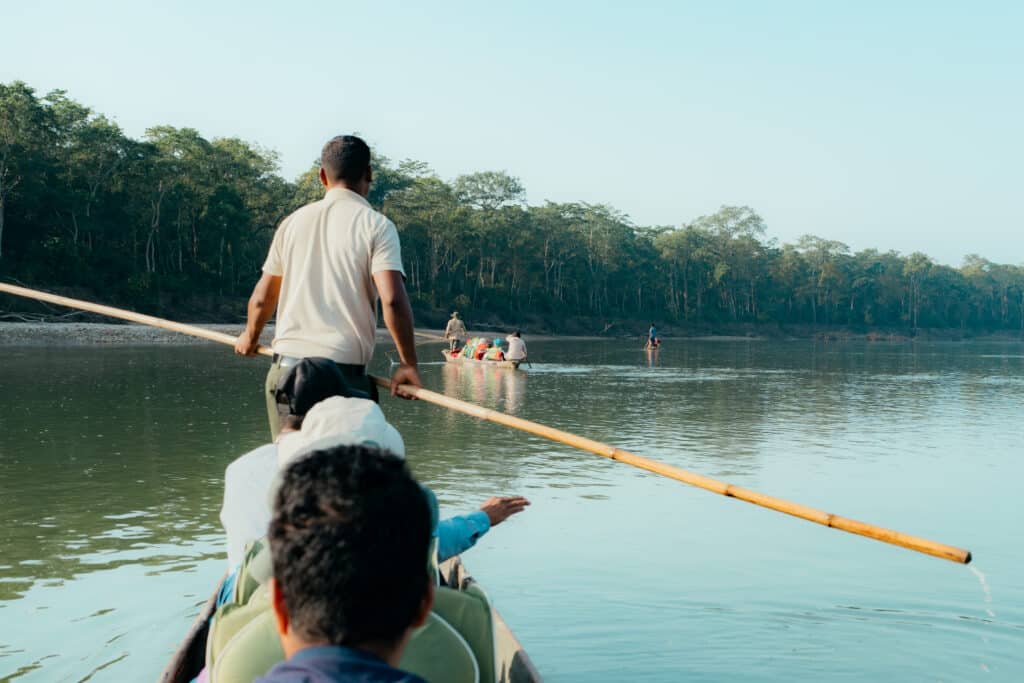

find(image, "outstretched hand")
[480,496,531,526]
[390,363,422,399]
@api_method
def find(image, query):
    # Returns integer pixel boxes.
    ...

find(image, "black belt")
[273,354,366,376]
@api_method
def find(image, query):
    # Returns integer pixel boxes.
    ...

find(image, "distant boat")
[443,349,522,369]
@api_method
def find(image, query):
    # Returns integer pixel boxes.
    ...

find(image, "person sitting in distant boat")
[460,337,479,359]
[484,338,505,361]
[505,330,527,361]
[256,445,432,683]
[444,312,467,352]
[473,338,489,360]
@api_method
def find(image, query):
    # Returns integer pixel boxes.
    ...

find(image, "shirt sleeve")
[262,216,289,276]
[371,218,406,276]
[437,510,492,563]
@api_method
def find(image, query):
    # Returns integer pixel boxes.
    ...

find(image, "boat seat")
[205,583,276,679]
[411,581,496,683]
[232,537,273,606]
[207,586,487,683]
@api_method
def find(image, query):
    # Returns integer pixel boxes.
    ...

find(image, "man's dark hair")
[269,445,431,646]
[321,135,371,186]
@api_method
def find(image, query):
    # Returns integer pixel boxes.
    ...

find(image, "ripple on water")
[2,342,1023,682]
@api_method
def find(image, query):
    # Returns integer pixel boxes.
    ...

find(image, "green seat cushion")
[206,584,272,671]
[234,538,274,606]
[212,608,283,683]
[431,584,495,683]
[400,611,479,683]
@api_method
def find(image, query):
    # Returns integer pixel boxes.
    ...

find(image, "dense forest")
[1,81,1022,336]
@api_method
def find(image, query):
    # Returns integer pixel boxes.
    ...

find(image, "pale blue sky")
[2,1,1021,266]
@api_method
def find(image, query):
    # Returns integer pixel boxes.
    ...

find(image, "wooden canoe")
[442,349,522,369]
[158,556,541,683]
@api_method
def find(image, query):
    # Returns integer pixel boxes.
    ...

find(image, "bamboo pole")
[0,282,972,564]
[0,282,274,355]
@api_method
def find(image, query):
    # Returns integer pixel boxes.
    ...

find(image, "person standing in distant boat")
[235,135,422,439]
[444,312,467,352]
[648,323,657,347]
[505,330,527,361]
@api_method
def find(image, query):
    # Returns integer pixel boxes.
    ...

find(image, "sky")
[2,0,1021,266]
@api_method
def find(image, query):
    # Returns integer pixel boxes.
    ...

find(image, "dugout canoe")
[442,349,522,369]
[158,556,541,683]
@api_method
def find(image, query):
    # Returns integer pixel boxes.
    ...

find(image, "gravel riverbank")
[0,322,618,347]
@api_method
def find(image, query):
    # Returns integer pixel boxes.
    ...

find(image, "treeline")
[2,81,1022,334]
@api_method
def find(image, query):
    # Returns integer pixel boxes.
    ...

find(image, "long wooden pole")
[0,282,972,564]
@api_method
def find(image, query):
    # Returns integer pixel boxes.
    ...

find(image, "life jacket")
[474,343,488,360]
[484,348,504,361]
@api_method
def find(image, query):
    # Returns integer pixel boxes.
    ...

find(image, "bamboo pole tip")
[963,551,972,565]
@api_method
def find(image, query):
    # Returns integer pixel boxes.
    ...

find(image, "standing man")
[235,135,421,439]
[443,311,466,352]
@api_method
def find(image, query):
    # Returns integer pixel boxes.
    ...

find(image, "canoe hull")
[443,349,522,369]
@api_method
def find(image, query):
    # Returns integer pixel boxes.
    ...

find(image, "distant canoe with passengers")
[442,349,522,370]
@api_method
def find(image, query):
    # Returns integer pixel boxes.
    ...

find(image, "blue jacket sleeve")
[437,510,492,562]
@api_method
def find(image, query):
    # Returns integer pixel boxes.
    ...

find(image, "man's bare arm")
[235,273,282,356]
[373,270,422,397]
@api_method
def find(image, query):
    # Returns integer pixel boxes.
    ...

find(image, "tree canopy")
[1,81,1022,335]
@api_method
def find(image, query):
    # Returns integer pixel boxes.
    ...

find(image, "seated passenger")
[474,339,489,360]
[484,338,505,361]
[222,362,527,579]
[221,357,372,568]
[505,330,527,361]
[258,445,432,683]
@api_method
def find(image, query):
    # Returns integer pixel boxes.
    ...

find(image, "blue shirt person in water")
[257,445,434,683]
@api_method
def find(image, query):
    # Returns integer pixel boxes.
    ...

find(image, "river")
[0,339,1021,681]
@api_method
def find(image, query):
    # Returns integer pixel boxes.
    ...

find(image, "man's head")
[319,135,372,195]
[513,330,521,338]
[451,311,459,319]
[268,445,433,661]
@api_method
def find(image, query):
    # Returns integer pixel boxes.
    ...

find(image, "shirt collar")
[290,644,389,667]
[324,186,371,207]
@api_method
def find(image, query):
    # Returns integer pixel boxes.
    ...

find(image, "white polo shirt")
[263,187,405,364]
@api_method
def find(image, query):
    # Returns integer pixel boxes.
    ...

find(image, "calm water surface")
[0,340,1022,681]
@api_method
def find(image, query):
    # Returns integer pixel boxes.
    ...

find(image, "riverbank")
[0,321,1018,347]
[0,322,617,347]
